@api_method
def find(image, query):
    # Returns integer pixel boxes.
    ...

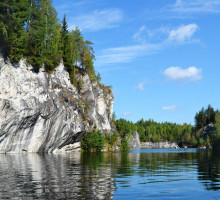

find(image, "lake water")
[0,149,220,199]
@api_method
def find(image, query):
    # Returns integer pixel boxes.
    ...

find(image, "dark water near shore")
[0,149,220,199]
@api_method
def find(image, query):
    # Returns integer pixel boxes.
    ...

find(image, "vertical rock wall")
[0,56,114,153]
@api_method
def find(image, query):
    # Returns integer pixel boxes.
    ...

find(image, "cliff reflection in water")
[0,153,114,199]
[0,149,219,199]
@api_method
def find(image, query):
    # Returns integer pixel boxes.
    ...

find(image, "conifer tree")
[0,0,29,62]
[60,15,75,83]
[25,0,60,72]
[61,15,72,67]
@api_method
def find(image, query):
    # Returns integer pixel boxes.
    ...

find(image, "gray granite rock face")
[0,56,114,153]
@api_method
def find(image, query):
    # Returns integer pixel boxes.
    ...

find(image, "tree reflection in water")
[0,149,219,199]
[197,150,220,190]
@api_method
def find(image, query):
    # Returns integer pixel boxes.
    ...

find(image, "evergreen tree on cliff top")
[0,0,97,83]
[60,14,75,83]
[25,0,61,72]
[0,0,29,62]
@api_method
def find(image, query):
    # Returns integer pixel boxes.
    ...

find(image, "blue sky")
[53,0,220,125]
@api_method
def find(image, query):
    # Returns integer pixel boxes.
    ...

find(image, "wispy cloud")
[133,25,148,44]
[96,43,159,65]
[70,8,123,31]
[162,105,178,111]
[169,0,220,14]
[122,112,133,116]
[166,24,198,44]
[96,24,199,66]
[133,26,169,43]
[134,81,146,91]
[163,66,202,82]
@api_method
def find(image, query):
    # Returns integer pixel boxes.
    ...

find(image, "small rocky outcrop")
[140,142,179,149]
[201,123,216,138]
[127,131,141,149]
[0,56,114,153]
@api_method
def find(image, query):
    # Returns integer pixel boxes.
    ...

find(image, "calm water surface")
[0,149,220,199]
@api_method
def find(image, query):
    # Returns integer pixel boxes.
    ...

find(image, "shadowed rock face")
[0,56,114,153]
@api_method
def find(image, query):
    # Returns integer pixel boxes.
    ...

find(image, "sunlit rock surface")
[140,142,179,149]
[128,131,141,149]
[0,56,114,153]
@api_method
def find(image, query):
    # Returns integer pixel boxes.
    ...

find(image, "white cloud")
[134,82,146,91]
[162,105,178,111]
[96,24,199,66]
[132,26,170,44]
[70,8,123,31]
[96,43,159,65]
[163,66,202,82]
[167,24,198,44]
[170,0,220,14]
[133,25,147,44]
[122,112,133,116]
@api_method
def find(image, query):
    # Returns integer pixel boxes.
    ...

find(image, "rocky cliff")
[0,55,114,153]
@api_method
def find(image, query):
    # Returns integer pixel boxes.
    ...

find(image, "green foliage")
[114,117,218,148]
[24,0,61,72]
[0,0,97,84]
[134,119,195,145]
[120,137,130,151]
[215,112,220,134]
[211,112,220,148]
[195,105,217,130]
[206,136,211,147]
[115,119,134,138]
[191,136,198,147]
[0,0,29,62]
[78,78,84,91]
[199,138,204,147]
[81,130,105,152]
[60,15,74,79]
[105,132,119,150]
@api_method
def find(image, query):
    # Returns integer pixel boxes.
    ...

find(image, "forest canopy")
[0,0,96,83]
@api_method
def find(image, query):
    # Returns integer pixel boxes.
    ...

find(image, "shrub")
[105,132,119,149]
[120,137,130,151]
[81,130,104,152]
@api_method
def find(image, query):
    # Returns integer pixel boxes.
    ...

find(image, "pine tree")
[0,0,29,62]
[195,108,206,130]
[60,15,76,83]
[83,40,96,81]
[205,105,215,124]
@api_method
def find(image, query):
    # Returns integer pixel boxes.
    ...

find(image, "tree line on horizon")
[81,105,220,152]
[0,0,97,84]
[114,105,220,148]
